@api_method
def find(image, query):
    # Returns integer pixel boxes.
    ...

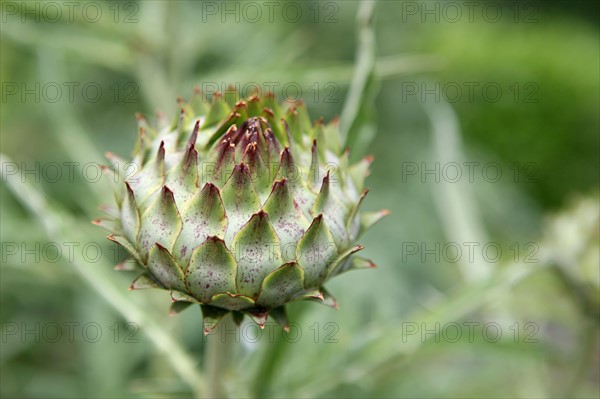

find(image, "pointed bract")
[232,311,245,326]
[114,258,140,271]
[347,256,377,272]
[296,215,338,288]
[201,305,229,335]
[347,189,369,237]
[242,142,271,200]
[127,142,165,205]
[245,309,269,328]
[220,163,262,243]
[121,182,140,242]
[147,244,186,291]
[326,245,364,279]
[173,183,227,265]
[276,147,314,218]
[349,155,373,193]
[257,262,304,308]
[263,178,309,260]
[170,301,193,316]
[107,235,143,265]
[138,186,183,261]
[360,209,390,236]
[165,144,199,207]
[269,307,290,332]
[313,173,349,247]
[92,218,120,233]
[307,287,339,309]
[99,204,120,219]
[292,288,324,302]
[233,211,281,299]
[186,237,237,303]
[208,136,236,186]
[130,273,162,290]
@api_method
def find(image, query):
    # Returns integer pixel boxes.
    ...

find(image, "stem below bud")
[205,312,236,398]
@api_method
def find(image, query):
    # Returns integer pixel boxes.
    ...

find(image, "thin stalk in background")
[423,97,492,283]
[340,0,378,153]
[0,154,207,398]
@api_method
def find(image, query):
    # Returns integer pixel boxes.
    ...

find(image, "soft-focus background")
[1,1,599,398]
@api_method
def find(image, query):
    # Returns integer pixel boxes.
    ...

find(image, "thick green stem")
[205,313,237,398]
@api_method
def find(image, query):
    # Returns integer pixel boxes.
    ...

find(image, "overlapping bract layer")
[96,91,388,333]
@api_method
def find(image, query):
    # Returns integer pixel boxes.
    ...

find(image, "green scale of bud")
[95,91,388,334]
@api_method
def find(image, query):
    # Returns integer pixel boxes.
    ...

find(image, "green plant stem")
[252,327,286,398]
[424,98,491,283]
[340,0,377,150]
[251,303,310,397]
[205,313,237,399]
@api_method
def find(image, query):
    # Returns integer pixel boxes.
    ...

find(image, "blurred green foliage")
[1,1,598,398]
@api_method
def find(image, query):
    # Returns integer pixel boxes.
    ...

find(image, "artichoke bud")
[96,90,388,334]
